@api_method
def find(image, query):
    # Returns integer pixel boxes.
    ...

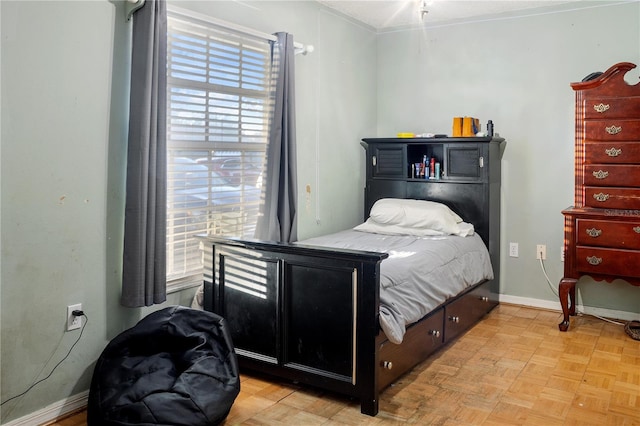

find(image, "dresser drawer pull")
[605,147,622,157]
[586,228,602,237]
[382,361,393,370]
[449,316,460,323]
[593,193,610,202]
[634,226,640,234]
[480,296,489,302]
[592,170,609,179]
[428,330,441,338]
[586,256,603,266]
[593,103,610,113]
[605,125,622,135]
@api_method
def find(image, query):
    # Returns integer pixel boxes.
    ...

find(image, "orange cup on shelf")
[452,117,463,137]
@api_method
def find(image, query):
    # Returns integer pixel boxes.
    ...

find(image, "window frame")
[165,8,274,292]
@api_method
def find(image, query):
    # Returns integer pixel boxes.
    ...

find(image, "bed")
[198,122,503,417]
[198,197,499,416]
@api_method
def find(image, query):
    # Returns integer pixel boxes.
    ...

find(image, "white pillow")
[354,218,474,237]
[369,198,463,230]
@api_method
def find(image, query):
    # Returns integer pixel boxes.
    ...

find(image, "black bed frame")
[201,136,504,416]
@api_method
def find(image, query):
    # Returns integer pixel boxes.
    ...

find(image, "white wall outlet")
[509,242,519,257]
[536,244,547,260]
[67,304,82,331]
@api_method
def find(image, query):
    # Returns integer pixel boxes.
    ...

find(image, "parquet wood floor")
[48,304,639,425]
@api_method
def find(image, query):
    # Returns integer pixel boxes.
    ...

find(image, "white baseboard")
[3,390,88,426]
[498,294,639,322]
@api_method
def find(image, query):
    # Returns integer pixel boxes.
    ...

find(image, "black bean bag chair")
[88,306,239,426]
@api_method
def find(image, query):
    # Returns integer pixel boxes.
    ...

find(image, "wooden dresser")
[559,62,640,331]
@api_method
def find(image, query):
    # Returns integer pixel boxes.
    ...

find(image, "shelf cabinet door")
[371,145,406,178]
[444,143,484,181]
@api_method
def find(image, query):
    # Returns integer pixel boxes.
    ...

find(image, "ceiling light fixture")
[419,0,430,20]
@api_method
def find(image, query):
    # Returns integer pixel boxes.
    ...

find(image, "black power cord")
[0,311,88,406]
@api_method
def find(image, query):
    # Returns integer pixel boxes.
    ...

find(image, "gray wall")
[376,1,640,314]
[0,1,376,422]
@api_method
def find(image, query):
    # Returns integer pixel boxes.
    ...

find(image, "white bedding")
[299,229,494,344]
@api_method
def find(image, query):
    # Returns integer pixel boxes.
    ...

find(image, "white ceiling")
[316,0,595,29]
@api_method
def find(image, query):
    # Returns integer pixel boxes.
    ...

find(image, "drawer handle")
[593,103,610,113]
[605,147,622,157]
[382,361,393,370]
[480,296,489,302]
[592,170,609,179]
[429,330,441,338]
[605,125,622,135]
[586,256,603,266]
[593,193,610,202]
[586,228,602,238]
[449,316,460,323]
[372,155,377,166]
[634,226,640,234]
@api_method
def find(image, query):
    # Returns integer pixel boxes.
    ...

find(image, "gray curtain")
[255,32,298,243]
[121,0,168,307]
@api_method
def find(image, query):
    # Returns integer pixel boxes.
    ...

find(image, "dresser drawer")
[585,187,640,209]
[575,246,640,278]
[584,97,640,119]
[584,142,640,163]
[584,165,640,187]
[584,120,640,141]
[577,219,640,249]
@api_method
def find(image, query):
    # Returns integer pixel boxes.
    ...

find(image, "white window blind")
[166,12,272,284]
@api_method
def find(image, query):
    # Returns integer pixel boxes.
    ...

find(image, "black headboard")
[362,137,504,287]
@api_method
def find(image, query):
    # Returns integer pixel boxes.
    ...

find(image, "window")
[166,12,272,286]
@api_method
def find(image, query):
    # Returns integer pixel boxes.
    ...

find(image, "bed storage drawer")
[377,308,444,390]
[444,281,495,342]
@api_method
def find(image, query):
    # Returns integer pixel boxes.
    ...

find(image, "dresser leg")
[558,278,577,331]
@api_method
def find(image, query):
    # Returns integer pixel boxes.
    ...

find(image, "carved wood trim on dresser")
[559,62,640,331]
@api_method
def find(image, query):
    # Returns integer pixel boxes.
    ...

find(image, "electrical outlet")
[509,242,519,257]
[536,244,547,260]
[67,304,82,331]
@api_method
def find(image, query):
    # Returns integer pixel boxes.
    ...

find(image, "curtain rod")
[126,1,314,55]
[169,5,314,55]
[125,0,145,21]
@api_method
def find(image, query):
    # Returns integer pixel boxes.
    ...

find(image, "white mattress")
[299,230,494,344]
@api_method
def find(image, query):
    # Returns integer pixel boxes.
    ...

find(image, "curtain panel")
[255,32,298,243]
[121,0,168,307]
